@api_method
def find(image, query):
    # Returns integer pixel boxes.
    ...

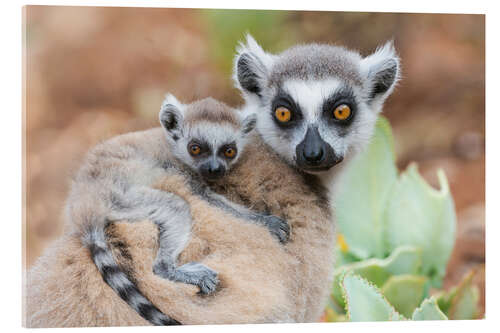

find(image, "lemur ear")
[159,94,184,139]
[360,40,401,109]
[233,34,275,99]
[241,113,257,135]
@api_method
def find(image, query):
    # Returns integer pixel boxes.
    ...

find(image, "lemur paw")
[261,215,290,243]
[177,262,219,295]
[152,260,174,279]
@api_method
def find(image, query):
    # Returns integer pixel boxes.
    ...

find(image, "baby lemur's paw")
[261,215,290,243]
[153,260,174,279]
[177,262,219,295]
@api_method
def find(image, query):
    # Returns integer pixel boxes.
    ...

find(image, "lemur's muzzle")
[296,126,343,172]
[200,159,226,180]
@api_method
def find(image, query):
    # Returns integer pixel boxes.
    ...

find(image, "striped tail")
[83,225,180,326]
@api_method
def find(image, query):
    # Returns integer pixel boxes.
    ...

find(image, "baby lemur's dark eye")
[189,143,202,156]
[224,147,237,159]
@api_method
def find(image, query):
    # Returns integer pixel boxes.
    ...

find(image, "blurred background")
[23,6,484,315]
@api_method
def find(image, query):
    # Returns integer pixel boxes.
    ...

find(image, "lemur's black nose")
[303,147,324,164]
[296,126,342,171]
[301,126,325,165]
[208,164,224,176]
[201,160,225,180]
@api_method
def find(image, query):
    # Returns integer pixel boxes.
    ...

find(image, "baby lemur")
[65,96,289,325]
[27,36,400,327]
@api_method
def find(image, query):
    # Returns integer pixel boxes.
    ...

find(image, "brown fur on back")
[25,133,335,327]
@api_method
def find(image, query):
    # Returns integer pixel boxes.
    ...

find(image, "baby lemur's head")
[233,35,400,174]
[159,95,256,181]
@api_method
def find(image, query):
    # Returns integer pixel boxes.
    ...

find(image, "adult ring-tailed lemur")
[26,35,399,326]
[98,34,399,324]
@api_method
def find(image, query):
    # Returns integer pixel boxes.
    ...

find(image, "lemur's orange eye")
[189,144,201,156]
[224,147,236,158]
[333,104,351,121]
[275,107,291,123]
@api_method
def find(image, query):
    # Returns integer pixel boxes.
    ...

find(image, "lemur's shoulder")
[85,127,170,161]
[95,127,165,151]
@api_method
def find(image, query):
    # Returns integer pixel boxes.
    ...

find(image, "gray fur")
[66,97,289,326]
[233,34,400,177]
[268,44,364,87]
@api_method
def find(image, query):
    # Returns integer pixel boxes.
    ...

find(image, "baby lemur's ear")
[241,113,257,135]
[159,94,184,140]
[360,40,401,110]
[233,34,275,100]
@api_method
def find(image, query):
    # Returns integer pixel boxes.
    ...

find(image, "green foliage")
[324,116,479,322]
[381,275,428,318]
[343,274,402,322]
[336,117,397,259]
[332,246,422,308]
[342,274,447,321]
[412,297,448,320]
[385,165,456,287]
[199,9,293,75]
[436,271,479,320]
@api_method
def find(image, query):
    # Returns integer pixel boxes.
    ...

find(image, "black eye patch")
[271,89,303,128]
[217,141,237,154]
[322,86,357,126]
[187,140,210,157]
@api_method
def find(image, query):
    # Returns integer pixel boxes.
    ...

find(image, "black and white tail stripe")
[83,225,180,326]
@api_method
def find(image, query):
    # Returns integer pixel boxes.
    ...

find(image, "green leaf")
[437,270,479,320]
[342,274,404,322]
[385,165,456,287]
[323,298,347,322]
[381,275,428,318]
[412,297,448,320]
[383,246,423,276]
[336,117,398,259]
[332,246,422,308]
[449,284,479,320]
[334,234,363,267]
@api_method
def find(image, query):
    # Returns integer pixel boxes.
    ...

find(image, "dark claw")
[179,262,219,295]
[197,272,219,295]
[154,261,219,295]
[261,215,290,243]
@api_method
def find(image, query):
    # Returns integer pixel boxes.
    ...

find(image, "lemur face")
[159,96,256,181]
[234,35,400,173]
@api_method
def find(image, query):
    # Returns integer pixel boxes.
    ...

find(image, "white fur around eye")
[282,79,343,123]
[189,122,240,150]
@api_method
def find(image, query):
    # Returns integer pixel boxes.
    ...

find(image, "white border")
[3,0,490,13]
[3,1,497,332]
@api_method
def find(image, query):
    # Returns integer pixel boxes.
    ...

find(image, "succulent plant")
[335,117,398,261]
[411,297,447,320]
[331,245,422,309]
[324,116,479,322]
[436,270,480,320]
